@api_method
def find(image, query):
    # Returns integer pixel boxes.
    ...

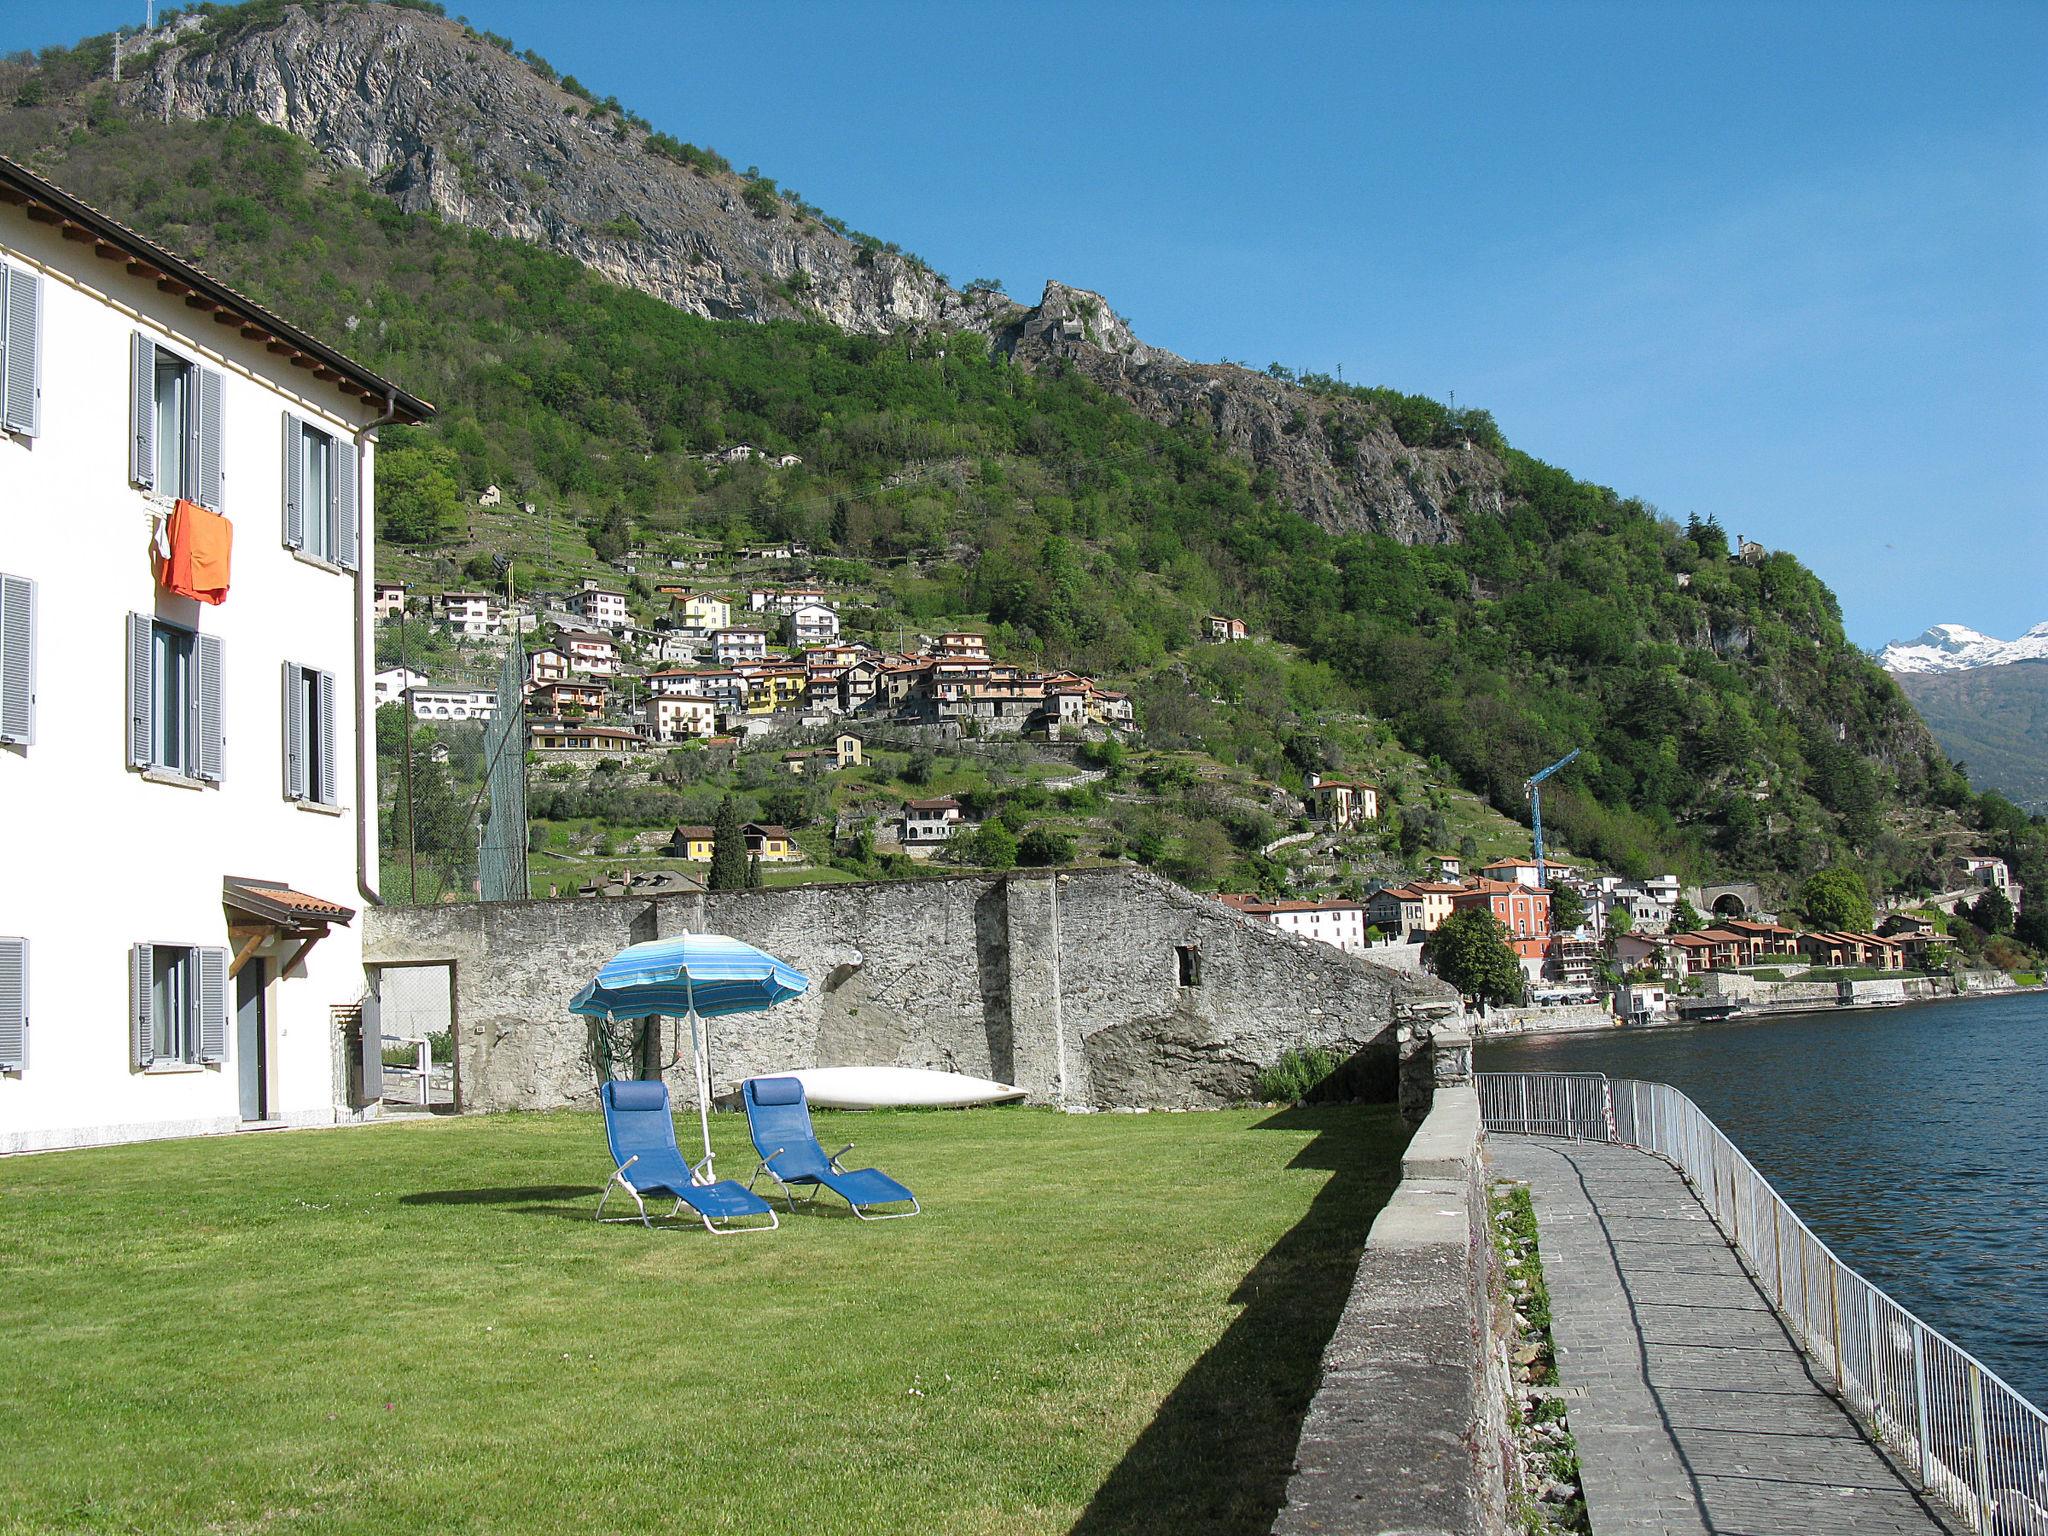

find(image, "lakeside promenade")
[1494,1137,1956,1535]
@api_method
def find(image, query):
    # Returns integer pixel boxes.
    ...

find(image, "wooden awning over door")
[222,877,356,979]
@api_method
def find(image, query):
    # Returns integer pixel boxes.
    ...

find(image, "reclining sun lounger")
[742,1075,920,1220]
[596,1080,778,1234]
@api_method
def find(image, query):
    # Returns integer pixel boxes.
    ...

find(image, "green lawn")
[0,1104,1405,1536]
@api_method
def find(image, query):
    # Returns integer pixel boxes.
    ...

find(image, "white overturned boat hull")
[774,1066,1028,1110]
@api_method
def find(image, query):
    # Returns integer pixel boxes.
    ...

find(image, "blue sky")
[12,1,2045,647]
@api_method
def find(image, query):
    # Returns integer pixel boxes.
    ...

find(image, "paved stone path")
[1492,1137,1956,1536]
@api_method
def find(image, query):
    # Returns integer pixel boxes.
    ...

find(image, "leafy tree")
[377,431,463,546]
[1548,881,1588,932]
[1422,909,1525,1006]
[1670,897,1705,933]
[903,750,935,788]
[964,821,1017,870]
[1970,887,2014,936]
[747,853,763,889]
[1608,904,1634,935]
[1017,826,1075,867]
[2015,904,2048,954]
[1801,868,1874,933]
[709,794,748,891]
[1159,820,1234,889]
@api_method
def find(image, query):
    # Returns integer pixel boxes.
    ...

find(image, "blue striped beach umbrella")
[570,933,810,1177]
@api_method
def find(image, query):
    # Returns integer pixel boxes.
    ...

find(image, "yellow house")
[833,732,864,769]
[745,669,805,714]
[669,825,717,861]
[665,591,732,632]
[745,823,803,862]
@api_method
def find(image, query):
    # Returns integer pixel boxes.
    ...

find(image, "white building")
[1615,983,1669,1025]
[409,687,496,722]
[1606,885,1673,934]
[571,583,629,630]
[372,666,429,706]
[372,581,406,620]
[438,591,498,636]
[903,797,965,845]
[653,632,696,664]
[0,157,433,1154]
[1226,897,1372,955]
[712,626,771,665]
[527,646,569,686]
[1961,857,2020,912]
[559,630,619,676]
[646,694,716,742]
[785,601,841,647]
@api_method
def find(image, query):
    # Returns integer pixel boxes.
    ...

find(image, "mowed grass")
[0,1103,1406,1536]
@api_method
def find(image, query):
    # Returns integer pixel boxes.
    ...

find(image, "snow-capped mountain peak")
[1879,622,2048,674]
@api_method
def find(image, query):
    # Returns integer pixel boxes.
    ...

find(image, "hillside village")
[376,538,2033,1022]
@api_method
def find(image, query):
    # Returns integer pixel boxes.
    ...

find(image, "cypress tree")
[710,794,747,891]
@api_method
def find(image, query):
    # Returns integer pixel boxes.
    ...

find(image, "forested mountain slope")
[1892,663,2048,815]
[0,0,2003,896]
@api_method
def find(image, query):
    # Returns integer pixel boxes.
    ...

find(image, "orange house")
[1451,879,1551,960]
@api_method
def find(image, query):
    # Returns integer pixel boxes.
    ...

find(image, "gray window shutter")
[281,414,305,550]
[315,667,338,805]
[334,436,359,571]
[282,661,307,800]
[3,266,40,438]
[126,612,154,769]
[130,333,157,490]
[130,943,155,1070]
[358,996,383,1104]
[196,632,225,783]
[0,937,25,1072]
[195,365,225,511]
[0,574,33,747]
[197,947,228,1064]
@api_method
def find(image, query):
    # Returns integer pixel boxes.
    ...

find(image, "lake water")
[1478,991,2048,1409]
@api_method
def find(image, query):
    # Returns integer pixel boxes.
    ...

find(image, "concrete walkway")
[1491,1137,1956,1536]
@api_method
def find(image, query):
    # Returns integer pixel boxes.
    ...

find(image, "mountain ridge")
[1878,622,2048,675]
[64,0,1501,547]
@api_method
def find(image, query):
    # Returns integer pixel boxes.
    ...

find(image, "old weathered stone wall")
[362,869,1461,1113]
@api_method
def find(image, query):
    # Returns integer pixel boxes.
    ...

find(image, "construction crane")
[1524,749,1582,886]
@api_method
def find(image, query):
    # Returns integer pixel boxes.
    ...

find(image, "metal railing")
[1478,1071,2048,1534]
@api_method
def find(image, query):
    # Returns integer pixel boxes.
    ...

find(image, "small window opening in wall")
[1175,944,1201,988]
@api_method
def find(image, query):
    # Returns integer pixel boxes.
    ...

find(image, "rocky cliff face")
[96,4,1492,542]
[131,4,972,333]
[1000,283,1504,544]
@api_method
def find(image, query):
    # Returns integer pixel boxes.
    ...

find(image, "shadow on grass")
[399,1186,597,1219]
[1068,1103,1406,1536]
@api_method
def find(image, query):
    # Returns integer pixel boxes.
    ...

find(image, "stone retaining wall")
[1273,1078,1509,1535]
[362,868,1462,1114]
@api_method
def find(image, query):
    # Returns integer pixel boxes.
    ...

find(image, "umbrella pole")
[687,972,714,1184]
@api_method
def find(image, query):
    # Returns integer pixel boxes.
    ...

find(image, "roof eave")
[0,153,434,424]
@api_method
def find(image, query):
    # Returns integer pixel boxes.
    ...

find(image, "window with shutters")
[131,335,224,510]
[0,936,24,1073]
[282,415,358,571]
[154,350,193,497]
[130,942,227,1069]
[0,261,41,439]
[283,660,339,807]
[128,614,224,784]
[0,572,33,748]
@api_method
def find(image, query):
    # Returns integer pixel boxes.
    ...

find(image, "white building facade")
[0,160,433,1153]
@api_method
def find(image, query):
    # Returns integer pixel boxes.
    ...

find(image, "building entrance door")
[236,960,267,1121]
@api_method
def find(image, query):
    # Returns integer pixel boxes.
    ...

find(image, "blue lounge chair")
[742,1076,920,1220]
[595,1080,778,1235]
